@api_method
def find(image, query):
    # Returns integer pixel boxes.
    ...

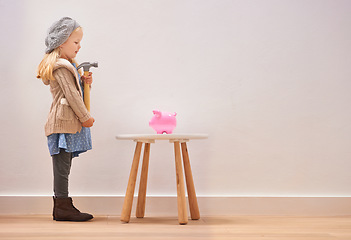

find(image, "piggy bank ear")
[153,110,161,117]
[173,112,177,117]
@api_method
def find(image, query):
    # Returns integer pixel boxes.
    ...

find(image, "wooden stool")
[116,134,208,225]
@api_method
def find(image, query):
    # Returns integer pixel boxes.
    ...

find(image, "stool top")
[116,134,208,142]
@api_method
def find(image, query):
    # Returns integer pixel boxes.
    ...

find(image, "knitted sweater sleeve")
[53,67,91,123]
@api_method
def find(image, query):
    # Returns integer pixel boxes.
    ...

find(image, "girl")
[37,17,95,221]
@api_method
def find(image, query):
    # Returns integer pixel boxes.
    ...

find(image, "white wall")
[1,0,351,197]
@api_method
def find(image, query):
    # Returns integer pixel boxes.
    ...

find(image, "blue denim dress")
[47,63,92,158]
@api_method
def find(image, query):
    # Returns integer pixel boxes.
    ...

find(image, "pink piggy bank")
[149,110,177,134]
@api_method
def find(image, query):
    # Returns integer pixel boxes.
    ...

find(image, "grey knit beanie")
[45,17,80,54]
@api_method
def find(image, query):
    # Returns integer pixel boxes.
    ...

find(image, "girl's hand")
[81,72,93,85]
[82,117,95,127]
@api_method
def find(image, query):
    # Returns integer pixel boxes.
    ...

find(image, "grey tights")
[52,149,72,198]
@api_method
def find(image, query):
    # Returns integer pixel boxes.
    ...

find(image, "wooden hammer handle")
[83,71,90,112]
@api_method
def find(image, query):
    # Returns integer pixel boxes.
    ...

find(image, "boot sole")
[54,217,93,222]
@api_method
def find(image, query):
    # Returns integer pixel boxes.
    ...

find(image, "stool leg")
[181,142,200,220]
[136,142,151,218]
[121,142,143,223]
[174,141,188,225]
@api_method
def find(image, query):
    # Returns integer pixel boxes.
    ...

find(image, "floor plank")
[0,215,350,240]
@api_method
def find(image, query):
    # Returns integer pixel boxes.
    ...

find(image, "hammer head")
[77,62,98,72]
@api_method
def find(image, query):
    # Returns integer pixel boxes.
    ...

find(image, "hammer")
[77,62,98,112]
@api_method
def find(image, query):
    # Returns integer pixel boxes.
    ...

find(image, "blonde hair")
[37,27,82,81]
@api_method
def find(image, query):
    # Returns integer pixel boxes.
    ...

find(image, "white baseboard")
[1,196,350,216]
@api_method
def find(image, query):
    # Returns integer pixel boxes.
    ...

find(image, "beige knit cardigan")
[43,58,91,136]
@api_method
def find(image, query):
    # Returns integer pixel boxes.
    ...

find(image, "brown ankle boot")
[53,197,93,221]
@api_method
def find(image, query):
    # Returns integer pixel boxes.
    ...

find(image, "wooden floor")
[0,215,351,240]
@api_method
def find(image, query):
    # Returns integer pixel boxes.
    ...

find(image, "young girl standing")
[37,17,95,221]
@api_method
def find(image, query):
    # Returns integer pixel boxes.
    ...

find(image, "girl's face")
[60,27,83,61]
